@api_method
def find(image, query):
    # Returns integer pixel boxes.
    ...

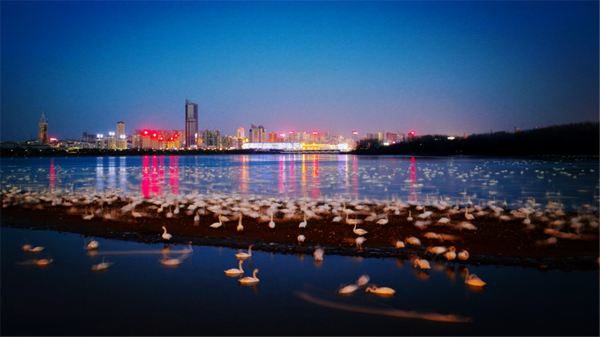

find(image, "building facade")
[133,129,183,150]
[248,124,266,143]
[184,99,198,148]
[116,121,127,149]
[38,112,48,144]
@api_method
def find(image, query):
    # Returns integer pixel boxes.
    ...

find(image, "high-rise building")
[82,132,96,143]
[236,127,245,139]
[201,129,222,149]
[134,129,183,150]
[38,112,48,144]
[267,132,278,142]
[107,131,117,150]
[377,131,385,143]
[184,99,198,148]
[249,124,266,143]
[116,121,127,150]
[385,132,398,144]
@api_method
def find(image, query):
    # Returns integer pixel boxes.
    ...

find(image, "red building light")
[143,130,149,135]
[152,133,157,138]
[159,136,164,141]
[352,130,358,135]
[408,130,416,137]
[312,131,318,135]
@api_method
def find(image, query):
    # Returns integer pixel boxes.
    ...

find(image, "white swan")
[86,240,99,251]
[465,209,475,221]
[299,213,307,228]
[268,213,276,229]
[91,260,113,272]
[426,246,447,255]
[210,216,223,229]
[161,226,172,240]
[464,268,486,287]
[352,223,368,236]
[405,236,421,246]
[366,286,396,296]
[338,284,359,295]
[413,257,431,270]
[444,246,457,261]
[355,236,367,250]
[458,249,470,261]
[235,245,253,260]
[34,258,53,267]
[356,274,370,287]
[297,234,306,243]
[160,255,187,267]
[238,268,260,285]
[237,213,244,232]
[376,214,389,225]
[29,246,45,253]
[313,248,324,262]
[224,260,244,276]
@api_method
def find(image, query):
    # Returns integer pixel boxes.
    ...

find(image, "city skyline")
[2,1,599,141]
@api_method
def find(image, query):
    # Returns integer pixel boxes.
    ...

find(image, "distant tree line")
[353,122,599,156]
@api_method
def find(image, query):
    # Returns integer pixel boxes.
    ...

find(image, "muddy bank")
[1,204,597,270]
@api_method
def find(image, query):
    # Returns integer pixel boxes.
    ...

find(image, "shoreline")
[1,148,599,159]
[1,198,598,270]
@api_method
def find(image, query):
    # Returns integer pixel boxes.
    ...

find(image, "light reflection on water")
[0,227,598,335]
[0,155,598,209]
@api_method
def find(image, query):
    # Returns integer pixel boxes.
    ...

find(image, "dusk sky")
[1,1,598,141]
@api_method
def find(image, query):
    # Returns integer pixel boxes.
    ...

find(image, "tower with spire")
[38,112,48,144]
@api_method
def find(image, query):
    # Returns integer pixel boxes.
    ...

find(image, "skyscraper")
[38,112,48,144]
[184,99,198,148]
[249,124,266,143]
[116,121,127,150]
[236,127,245,139]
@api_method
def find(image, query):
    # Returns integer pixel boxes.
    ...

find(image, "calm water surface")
[1,155,598,209]
[1,227,598,335]
[1,155,599,335]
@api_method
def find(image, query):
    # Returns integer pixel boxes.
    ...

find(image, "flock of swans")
[4,156,599,300]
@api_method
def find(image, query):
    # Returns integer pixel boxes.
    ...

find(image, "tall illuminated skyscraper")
[184,99,198,148]
[116,121,126,150]
[38,112,48,144]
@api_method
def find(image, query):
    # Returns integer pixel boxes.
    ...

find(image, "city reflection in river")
[34,154,596,208]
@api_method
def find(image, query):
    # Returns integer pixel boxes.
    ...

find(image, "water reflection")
[107,157,116,190]
[119,157,127,193]
[96,157,104,192]
[352,155,358,198]
[409,156,417,204]
[139,155,181,198]
[49,159,55,192]
[278,155,285,194]
[240,155,249,193]
[21,154,599,209]
[169,156,179,195]
[301,154,307,197]
[311,154,320,199]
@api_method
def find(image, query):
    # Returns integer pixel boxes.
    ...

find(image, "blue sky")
[1,1,598,140]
